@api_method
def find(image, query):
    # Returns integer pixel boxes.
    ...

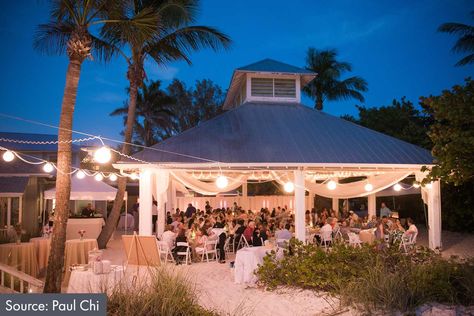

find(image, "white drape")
[415,171,429,204]
[170,171,247,195]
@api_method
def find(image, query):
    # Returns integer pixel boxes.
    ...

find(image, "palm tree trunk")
[315,93,324,111]
[43,59,82,293]
[97,75,138,249]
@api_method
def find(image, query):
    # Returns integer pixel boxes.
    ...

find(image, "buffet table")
[66,218,105,240]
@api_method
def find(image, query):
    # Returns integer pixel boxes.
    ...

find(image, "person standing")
[185,203,197,219]
[379,202,392,218]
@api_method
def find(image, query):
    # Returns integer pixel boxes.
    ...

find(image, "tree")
[111,80,175,146]
[303,48,368,111]
[353,97,432,149]
[33,0,122,293]
[438,12,474,66]
[97,0,231,249]
[420,79,474,185]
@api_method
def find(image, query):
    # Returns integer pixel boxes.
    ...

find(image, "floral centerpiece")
[78,229,86,240]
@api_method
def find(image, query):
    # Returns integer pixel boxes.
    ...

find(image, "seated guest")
[172,228,188,264]
[160,225,176,250]
[243,221,256,244]
[366,215,378,229]
[316,219,333,244]
[252,226,263,246]
[275,223,292,241]
[166,212,173,225]
[81,203,94,217]
[403,218,418,239]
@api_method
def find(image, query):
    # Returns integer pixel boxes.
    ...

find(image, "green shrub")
[256,238,474,313]
[107,266,216,316]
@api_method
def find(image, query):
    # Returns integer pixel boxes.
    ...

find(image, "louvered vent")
[251,78,296,98]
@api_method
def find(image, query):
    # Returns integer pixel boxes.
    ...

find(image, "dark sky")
[0,0,472,140]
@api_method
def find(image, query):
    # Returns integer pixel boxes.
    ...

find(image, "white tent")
[44,176,126,200]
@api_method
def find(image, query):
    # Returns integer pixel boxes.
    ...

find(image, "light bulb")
[364,183,373,192]
[43,163,54,173]
[216,175,228,189]
[93,146,112,164]
[394,183,402,191]
[2,151,14,162]
[130,172,139,180]
[284,181,295,193]
[327,180,337,190]
[426,182,432,189]
[76,170,86,179]
[95,173,103,181]
[109,173,118,181]
[413,182,420,188]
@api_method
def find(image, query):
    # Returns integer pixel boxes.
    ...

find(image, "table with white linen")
[66,218,105,240]
[118,213,134,230]
[29,237,51,275]
[359,229,376,244]
[64,238,99,284]
[0,242,38,277]
[67,266,124,293]
[234,246,272,284]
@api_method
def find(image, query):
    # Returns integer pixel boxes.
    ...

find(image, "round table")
[64,239,99,284]
[359,229,376,244]
[29,237,51,275]
[67,266,124,293]
[0,242,38,277]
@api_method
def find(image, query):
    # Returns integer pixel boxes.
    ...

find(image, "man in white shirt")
[160,225,176,250]
[404,218,418,240]
[380,202,392,218]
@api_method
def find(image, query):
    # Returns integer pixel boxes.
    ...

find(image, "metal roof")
[0,132,81,152]
[0,176,29,196]
[0,158,49,176]
[126,102,433,166]
[236,58,315,74]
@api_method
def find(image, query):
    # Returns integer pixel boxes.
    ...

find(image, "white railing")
[0,263,44,293]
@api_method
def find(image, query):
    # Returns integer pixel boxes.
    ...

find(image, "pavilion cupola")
[223,58,317,109]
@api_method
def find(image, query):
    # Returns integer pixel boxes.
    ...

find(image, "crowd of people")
[155,200,419,264]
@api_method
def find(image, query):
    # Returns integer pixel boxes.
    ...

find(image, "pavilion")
[114,58,442,249]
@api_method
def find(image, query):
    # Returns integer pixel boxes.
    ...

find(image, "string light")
[426,182,433,189]
[43,163,54,173]
[130,172,139,180]
[109,174,118,181]
[393,183,402,191]
[94,173,104,181]
[216,175,228,189]
[284,181,294,193]
[413,182,420,188]
[327,180,337,190]
[93,146,112,164]
[76,170,86,179]
[2,150,14,162]
[364,183,373,192]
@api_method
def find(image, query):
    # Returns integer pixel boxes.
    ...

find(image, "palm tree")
[111,80,175,146]
[438,12,474,66]
[33,0,121,293]
[303,48,368,111]
[96,0,231,248]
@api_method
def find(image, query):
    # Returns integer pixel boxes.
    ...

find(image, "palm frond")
[438,22,474,36]
[145,25,231,65]
[452,34,474,53]
[455,53,474,66]
[33,22,74,55]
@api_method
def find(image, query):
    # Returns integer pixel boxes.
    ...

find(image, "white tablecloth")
[234,246,271,284]
[117,214,134,230]
[67,266,124,293]
[66,218,105,240]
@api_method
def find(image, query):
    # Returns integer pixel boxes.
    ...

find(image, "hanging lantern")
[95,173,104,181]
[393,183,402,191]
[364,183,373,192]
[109,173,118,181]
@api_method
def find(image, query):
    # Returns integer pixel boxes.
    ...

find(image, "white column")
[171,181,177,211]
[155,170,169,238]
[427,180,442,249]
[139,169,153,235]
[368,194,376,219]
[7,197,11,227]
[156,193,165,237]
[294,170,306,242]
[242,182,248,210]
[332,198,339,217]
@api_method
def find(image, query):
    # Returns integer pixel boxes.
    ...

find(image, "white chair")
[157,241,174,263]
[320,231,333,249]
[224,236,234,253]
[347,232,362,248]
[333,227,343,241]
[237,234,250,249]
[196,240,218,262]
[399,232,418,253]
[176,242,191,265]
